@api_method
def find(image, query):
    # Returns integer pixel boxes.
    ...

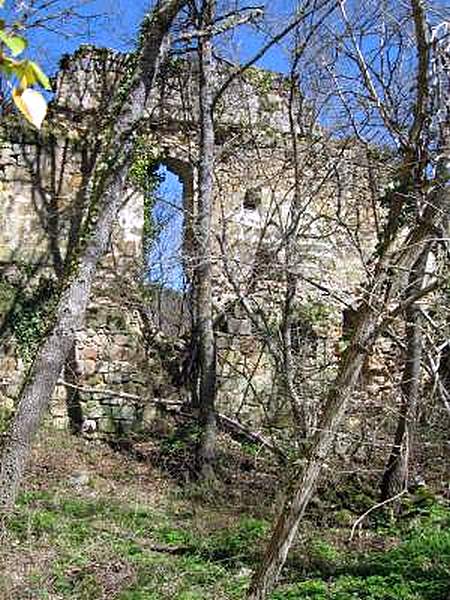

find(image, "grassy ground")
[0,428,448,600]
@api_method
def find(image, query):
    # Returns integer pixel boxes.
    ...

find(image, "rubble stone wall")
[0,47,383,436]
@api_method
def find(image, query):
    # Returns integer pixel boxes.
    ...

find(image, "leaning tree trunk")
[246,5,449,598]
[246,230,442,600]
[194,0,218,480]
[380,252,427,501]
[246,301,380,600]
[0,0,187,511]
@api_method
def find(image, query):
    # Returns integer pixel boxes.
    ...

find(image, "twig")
[348,487,408,542]
[217,413,287,462]
[175,8,263,42]
[57,379,182,406]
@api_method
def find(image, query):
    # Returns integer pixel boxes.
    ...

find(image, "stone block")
[105,371,125,385]
[49,402,67,418]
[107,394,128,405]
[122,381,145,396]
[97,417,117,434]
[86,373,105,386]
[81,359,96,376]
[115,334,131,347]
[53,385,68,401]
[84,401,105,419]
[142,404,157,425]
[53,416,69,430]
[109,346,127,361]
[81,346,98,361]
[112,403,136,421]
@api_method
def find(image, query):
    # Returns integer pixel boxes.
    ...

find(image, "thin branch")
[212,0,338,107]
[175,7,263,42]
[349,487,408,542]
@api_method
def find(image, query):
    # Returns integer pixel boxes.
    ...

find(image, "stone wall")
[0,47,384,437]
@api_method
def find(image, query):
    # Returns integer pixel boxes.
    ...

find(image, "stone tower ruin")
[0,47,380,434]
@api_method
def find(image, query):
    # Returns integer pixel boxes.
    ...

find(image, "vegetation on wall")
[8,277,57,363]
[0,1,449,599]
[128,139,163,257]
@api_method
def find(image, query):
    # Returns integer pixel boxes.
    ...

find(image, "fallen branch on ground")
[58,379,286,461]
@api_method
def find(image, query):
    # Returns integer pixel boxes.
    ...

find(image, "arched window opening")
[146,164,186,292]
[144,162,192,337]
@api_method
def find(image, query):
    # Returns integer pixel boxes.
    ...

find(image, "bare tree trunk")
[62,145,99,434]
[247,302,379,600]
[64,343,84,434]
[194,0,218,480]
[0,0,187,511]
[380,252,427,501]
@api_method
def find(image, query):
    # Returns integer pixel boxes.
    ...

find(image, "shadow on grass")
[276,503,450,600]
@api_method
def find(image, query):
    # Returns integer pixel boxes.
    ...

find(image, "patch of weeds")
[354,502,450,588]
[6,507,59,540]
[180,555,227,585]
[58,497,159,538]
[205,516,269,566]
[276,504,450,600]
[308,540,341,574]
[400,488,447,522]
[53,567,103,599]
[17,489,54,507]
[272,579,328,600]
[273,574,437,600]
[157,525,193,546]
[241,441,260,457]
[175,592,204,600]
[158,424,201,478]
[118,554,181,599]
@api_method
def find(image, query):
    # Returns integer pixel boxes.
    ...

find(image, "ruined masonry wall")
[0,48,380,435]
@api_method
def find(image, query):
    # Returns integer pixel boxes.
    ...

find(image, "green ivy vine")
[128,138,162,256]
[8,277,57,363]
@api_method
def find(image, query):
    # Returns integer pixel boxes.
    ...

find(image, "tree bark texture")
[0,0,187,511]
[246,304,379,600]
[380,252,427,501]
[194,0,218,480]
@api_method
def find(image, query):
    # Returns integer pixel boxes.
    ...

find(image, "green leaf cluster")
[9,277,56,362]
[0,3,51,128]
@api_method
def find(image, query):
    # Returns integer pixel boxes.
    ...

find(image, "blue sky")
[148,165,185,290]
[3,0,293,76]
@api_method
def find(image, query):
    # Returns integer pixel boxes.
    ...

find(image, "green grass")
[274,502,450,600]
[2,488,258,599]
[2,463,449,600]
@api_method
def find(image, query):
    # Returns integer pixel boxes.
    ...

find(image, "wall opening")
[147,163,186,291]
[144,161,193,336]
[243,186,262,210]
